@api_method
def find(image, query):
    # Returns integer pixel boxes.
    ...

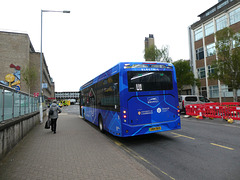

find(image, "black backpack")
[49,109,54,115]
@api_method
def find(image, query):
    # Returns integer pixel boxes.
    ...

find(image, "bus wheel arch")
[98,114,104,133]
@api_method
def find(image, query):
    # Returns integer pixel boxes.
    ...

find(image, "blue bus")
[79,62,181,137]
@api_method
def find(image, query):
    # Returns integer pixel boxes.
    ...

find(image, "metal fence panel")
[25,96,29,114]
[0,84,39,122]
[21,94,25,116]
[4,90,13,120]
[0,88,3,122]
[14,93,20,118]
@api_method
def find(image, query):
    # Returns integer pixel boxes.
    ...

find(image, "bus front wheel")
[82,110,85,120]
[98,116,104,133]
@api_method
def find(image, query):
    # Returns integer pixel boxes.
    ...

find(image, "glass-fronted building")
[189,0,240,102]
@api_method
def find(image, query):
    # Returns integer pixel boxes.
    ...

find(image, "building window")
[230,7,240,25]
[197,67,206,79]
[206,43,215,56]
[196,47,204,60]
[195,28,203,41]
[199,86,207,97]
[205,21,214,36]
[217,0,229,10]
[221,85,240,98]
[216,15,227,31]
[206,7,216,17]
[208,65,214,76]
[209,85,219,98]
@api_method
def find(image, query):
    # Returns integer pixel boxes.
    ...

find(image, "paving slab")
[0,112,159,180]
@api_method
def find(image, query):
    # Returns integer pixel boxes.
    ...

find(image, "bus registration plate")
[149,126,161,131]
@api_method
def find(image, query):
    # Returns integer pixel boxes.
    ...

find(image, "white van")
[179,95,210,113]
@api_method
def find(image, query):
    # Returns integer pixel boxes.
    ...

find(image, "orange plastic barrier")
[185,102,240,120]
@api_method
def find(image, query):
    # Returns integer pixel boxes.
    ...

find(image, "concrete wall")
[0,31,55,100]
[0,31,30,93]
[30,53,55,99]
[0,110,47,161]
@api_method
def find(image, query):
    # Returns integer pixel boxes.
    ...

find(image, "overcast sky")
[0,0,218,93]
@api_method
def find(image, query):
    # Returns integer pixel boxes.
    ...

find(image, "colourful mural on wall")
[0,64,21,90]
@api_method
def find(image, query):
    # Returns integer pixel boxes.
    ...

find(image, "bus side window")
[95,74,119,111]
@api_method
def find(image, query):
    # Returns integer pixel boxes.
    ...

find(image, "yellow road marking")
[114,141,150,163]
[171,132,195,140]
[210,143,234,150]
[114,141,122,146]
[114,140,175,180]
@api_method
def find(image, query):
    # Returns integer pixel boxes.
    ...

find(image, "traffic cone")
[197,111,203,119]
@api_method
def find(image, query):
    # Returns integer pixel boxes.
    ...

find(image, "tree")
[144,45,172,63]
[173,60,200,95]
[210,27,240,102]
[21,66,37,94]
[157,45,172,63]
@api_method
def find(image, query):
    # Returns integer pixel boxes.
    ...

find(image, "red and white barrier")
[185,102,240,121]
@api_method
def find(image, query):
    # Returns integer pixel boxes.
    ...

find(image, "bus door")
[80,91,82,116]
[89,88,97,122]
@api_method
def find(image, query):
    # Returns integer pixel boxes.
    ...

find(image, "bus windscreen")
[128,71,173,92]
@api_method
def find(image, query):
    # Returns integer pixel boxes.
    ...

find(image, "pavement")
[0,111,159,180]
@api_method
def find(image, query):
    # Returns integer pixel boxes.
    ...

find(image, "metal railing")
[0,84,39,122]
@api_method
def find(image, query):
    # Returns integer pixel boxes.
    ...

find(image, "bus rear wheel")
[98,116,104,133]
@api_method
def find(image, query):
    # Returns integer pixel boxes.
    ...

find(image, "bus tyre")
[82,111,85,120]
[99,116,104,133]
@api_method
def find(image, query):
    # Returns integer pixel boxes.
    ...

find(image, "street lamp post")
[39,10,70,123]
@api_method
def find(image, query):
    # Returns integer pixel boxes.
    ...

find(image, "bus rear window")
[128,71,173,92]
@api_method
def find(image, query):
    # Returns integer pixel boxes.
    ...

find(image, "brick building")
[0,31,55,101]
[144,34,155,49]
[189,0,240,102]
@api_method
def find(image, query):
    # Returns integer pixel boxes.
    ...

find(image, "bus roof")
[79,62,174,91]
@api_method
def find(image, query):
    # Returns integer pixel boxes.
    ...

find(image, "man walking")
[48,100,62,134]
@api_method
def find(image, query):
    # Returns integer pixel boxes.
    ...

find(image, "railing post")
[0,88,3,122]
[19,93,22,116]
[24,95,26,115]
[12,91,14,119]
[19,93,21,116]
[2,88,4,121]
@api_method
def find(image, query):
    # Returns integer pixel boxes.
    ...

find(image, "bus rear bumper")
[122,118,181,137]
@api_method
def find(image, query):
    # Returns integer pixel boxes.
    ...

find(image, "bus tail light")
[123,110,127,122]
[123,110,127,119]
